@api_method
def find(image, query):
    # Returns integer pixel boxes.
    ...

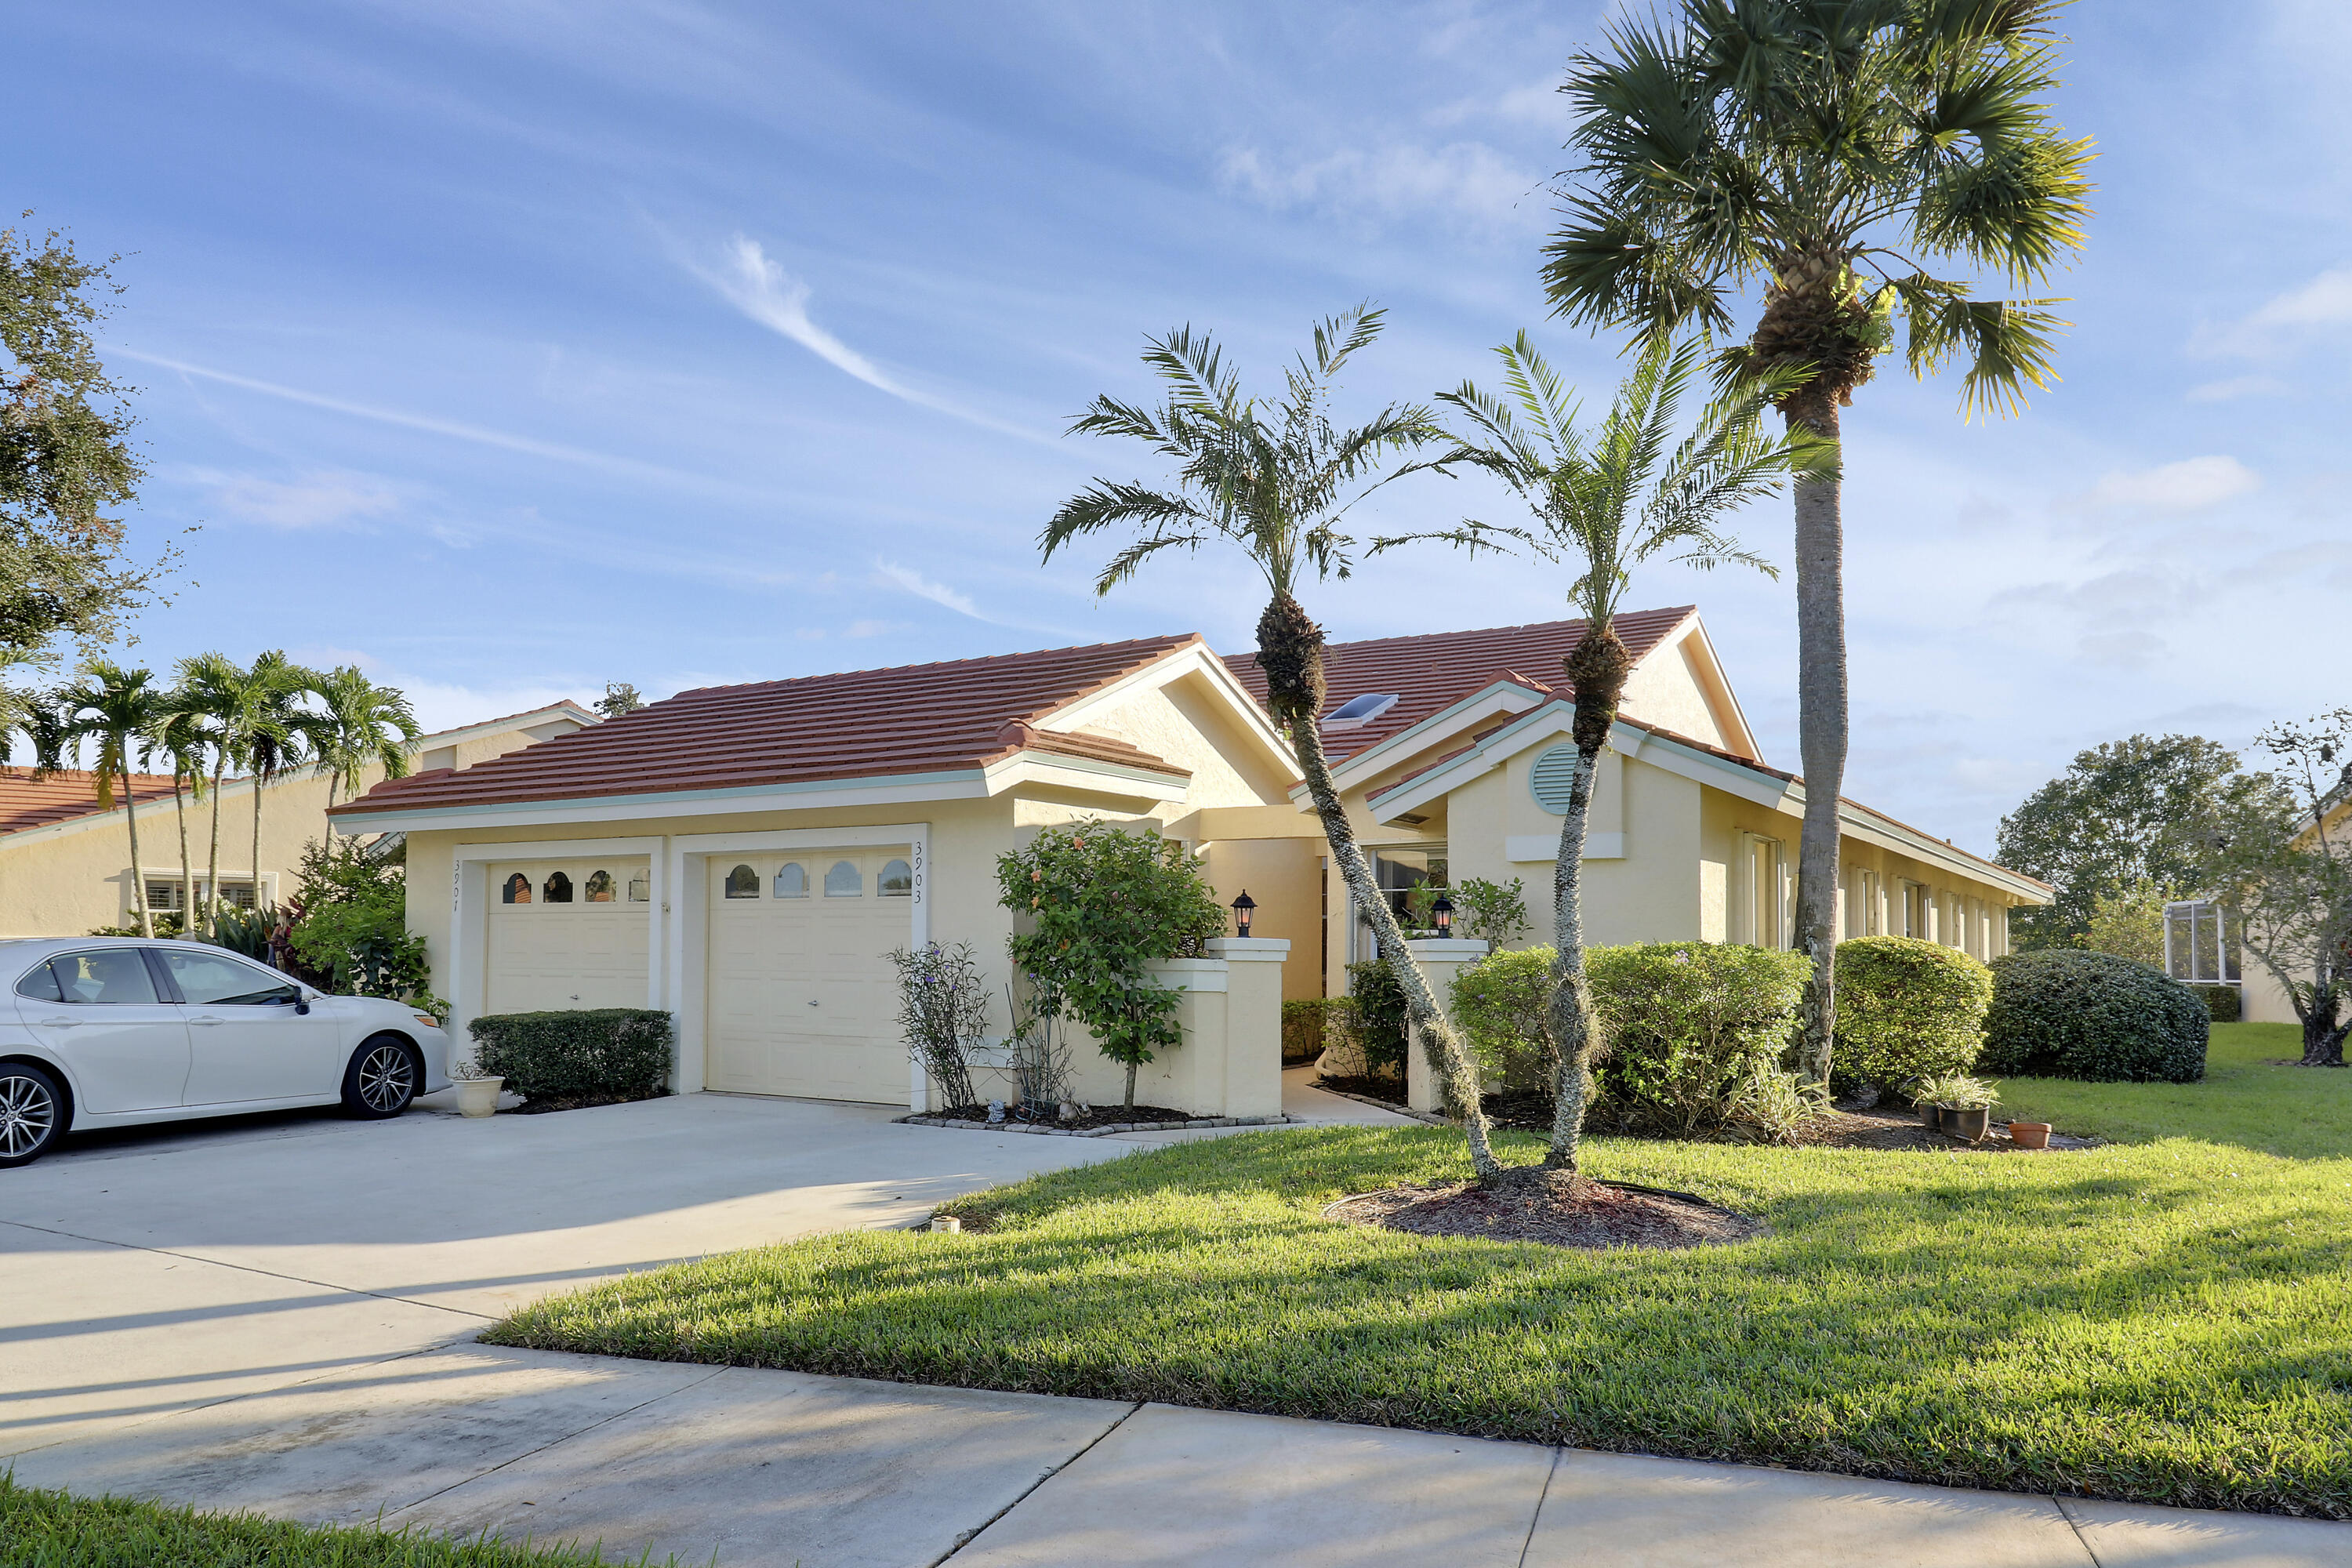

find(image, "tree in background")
[1544,0,2094,1094]
[996,824,1225,1110]
[596,682,644,718]
[281,835,435,1007]
[57,660,167,936]
[2079,881,2169,969]
[173,652,248,937]
[1382,333,1824,1173]
[147,701,216,936]
[1042,308,1508,1181]
[0,221,176,666]
[240,652,322,927]
[1997,735,2265,949]
[307,664,419,809]
[2185,713,2352,1069]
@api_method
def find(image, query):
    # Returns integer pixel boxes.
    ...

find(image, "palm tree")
[176,652,249,938]
[59,660,169,937]
[1542,0,2094,1088]
[1383,333,1831,1175]
[149,699,217,937]
[306,666,419,810]
[241,652,322,928]
[1044,306,1508,1184]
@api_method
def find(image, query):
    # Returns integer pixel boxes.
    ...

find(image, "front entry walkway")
[5,1090,2340,1565]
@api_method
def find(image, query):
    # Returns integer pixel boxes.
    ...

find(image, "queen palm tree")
[1044,306,1508,1184]
[1382,333,1831,1175]
[1542,0,2094,1088]
[176,652,249,938]
[59,660,168,937]
[306,665,419,810]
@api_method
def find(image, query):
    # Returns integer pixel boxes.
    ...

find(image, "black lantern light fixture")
[1231,889,1257,938]
[1431,893,1455,936]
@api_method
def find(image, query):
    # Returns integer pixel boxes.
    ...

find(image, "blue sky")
[9,1,2348,854]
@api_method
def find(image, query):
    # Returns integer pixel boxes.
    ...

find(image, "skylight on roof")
[1323,692,1400,731]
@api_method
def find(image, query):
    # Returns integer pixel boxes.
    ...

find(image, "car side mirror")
[295,994,312,1015]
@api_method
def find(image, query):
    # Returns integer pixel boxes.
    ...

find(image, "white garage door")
[486,858,652,1015]
[704,848,913,1103]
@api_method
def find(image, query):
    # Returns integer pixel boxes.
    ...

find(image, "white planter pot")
[454,1076,504,1119]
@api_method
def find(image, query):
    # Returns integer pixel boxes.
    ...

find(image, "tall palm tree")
[240,651,321,927]
[59,660,169,937]
[1044,306,1508,1184]
[1383,333,1831,1176]
[176,652,249,938]
[149,699,217,937]
[1543,0,2093,1089]
[306,665,419,810]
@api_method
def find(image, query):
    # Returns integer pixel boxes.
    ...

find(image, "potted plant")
[451,1058,504,1120]
[2008,1119,2053,1150]
[1941,1076,1999,1143]
[1909,1072,1962,1132]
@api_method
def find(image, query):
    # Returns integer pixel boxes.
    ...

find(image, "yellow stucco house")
[334,607,2050,1115]
[0,702,596,938]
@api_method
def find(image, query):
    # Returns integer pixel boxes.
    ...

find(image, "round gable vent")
[1530,744,1585,815]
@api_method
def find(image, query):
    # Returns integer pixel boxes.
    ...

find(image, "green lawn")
[487,1023,2352,1519]
[0,1476,666,1566]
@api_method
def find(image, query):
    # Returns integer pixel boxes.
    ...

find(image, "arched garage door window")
[502,873,532,905]
[724,863,760,899]
[824,861,862,897]
[878,858,913,897]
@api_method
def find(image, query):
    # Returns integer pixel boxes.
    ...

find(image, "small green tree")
[1451,877,1532,948]
[282,836,436,1007]
[996,823,1225,1109]
[2079,880,2171,968]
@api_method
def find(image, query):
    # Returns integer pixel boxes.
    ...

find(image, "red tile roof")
[1223,607,1699,764]
[0,770,184,837]
[332,635,1202,817]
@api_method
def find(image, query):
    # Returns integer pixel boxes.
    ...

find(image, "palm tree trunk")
[1789,394,1847,1094]
[124,775,152,938]
[175,780,193,938]
[1544,623,1632,1174]
[205,758,227,938]
[1292,716,1502,1181]
[251,768,266,926]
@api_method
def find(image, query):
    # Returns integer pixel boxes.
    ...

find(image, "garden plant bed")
[1326,1170,1762,1249]
[903,1103,1291,1136]
[510,1087,668,1116]
[490,1025,2352,1519]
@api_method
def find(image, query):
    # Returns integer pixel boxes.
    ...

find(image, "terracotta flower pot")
[2009,1120,2052,1150]
[1949,1106,1991,1143]
[453,1076,503,1119]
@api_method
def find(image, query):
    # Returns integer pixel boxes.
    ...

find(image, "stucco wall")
[1620,639,1732,750]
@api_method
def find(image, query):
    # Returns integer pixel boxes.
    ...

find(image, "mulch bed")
[1327,1166,1763,1250]
[927,1102,1196,1133]
[1313,1074,1407,1103]
[510,1089,667,1116]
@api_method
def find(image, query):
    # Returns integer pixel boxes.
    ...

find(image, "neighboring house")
[0,702,597,938]
[335,607,2052,1112]
[2170,789,2352,1025]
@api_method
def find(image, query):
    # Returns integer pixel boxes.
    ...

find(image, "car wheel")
[0,1061,66,1167]
[342,1035,419,1120]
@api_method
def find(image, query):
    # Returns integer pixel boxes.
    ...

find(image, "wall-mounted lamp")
[1432,894,1455,937]
[1231,890,1257,938]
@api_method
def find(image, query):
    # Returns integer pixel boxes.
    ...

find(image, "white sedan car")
[0,937,452,1167]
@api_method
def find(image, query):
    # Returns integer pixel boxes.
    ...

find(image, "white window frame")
[1737,832,1785,949]
[2163,899,2241,985]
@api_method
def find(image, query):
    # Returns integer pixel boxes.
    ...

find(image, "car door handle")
[38,1017,77,1028]
[188,1015,227,1026]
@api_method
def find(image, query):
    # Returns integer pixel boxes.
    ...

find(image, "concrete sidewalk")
[9,1339,2343,1567]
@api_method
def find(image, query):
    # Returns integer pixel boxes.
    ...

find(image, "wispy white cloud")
[118,349,733,494]
[195,467,401,528]
[2082,455,2259,513]
[875,560,985,620]
[2200,265,2352,358]
[2184,374,2285,404]
[1218,140,1544,234]
[686,235,1042,441]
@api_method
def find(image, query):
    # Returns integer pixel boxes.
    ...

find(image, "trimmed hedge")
[1833,936,1993,1091]
[1452,946,1555,1091]
[1588,942,1812,1137]
[1281,998,1342,1065]
[2187,983,2242,1024]
[467,1008,674,1105]
[1344,960,1409,1076]
[1980,951,2207,1083]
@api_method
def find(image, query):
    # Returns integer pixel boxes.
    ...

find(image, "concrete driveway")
[0,1087,1229,1458]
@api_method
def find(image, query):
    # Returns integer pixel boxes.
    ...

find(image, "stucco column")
[1150,956,1229,1116]
[1207,937,1289,1120]
[1402,937,1490,1116]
